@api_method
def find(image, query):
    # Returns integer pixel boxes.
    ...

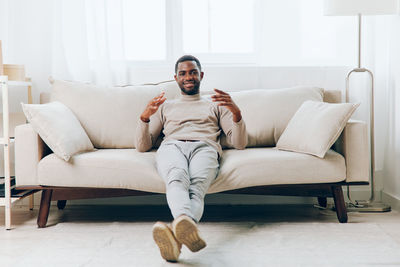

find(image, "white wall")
[381,16,400,208]
[6,0,54,106]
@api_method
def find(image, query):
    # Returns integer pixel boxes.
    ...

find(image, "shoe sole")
[152,223,180,262]
[174,217,206,252]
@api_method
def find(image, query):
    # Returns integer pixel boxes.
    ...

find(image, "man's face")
[175,61,204,95]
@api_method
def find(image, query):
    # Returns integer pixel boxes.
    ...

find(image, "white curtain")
[381,15,400,200]
[52,0,129,86]
[349,15,400,200]
[50,0,359,86]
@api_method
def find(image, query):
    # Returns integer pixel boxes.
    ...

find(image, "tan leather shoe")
[152,222,182,262]
[172,215,206,252]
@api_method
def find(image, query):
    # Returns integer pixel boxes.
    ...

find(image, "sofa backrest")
[223,87,324,147]
[43,79,341,149]
[49,80,182,148]
[323,90,342,104]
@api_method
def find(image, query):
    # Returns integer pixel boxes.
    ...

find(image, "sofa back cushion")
[50,80,182,148]
[50,80,328,148]
[226,86,324,147]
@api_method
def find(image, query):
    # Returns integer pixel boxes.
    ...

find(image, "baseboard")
[382,191,400,211]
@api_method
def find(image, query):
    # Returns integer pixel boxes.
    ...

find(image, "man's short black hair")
[175,55,202,73]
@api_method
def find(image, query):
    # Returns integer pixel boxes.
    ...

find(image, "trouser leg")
[188,143,219,222]
[156,141,193,220]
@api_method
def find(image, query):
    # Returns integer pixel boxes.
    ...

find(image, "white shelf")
[0,191,35,205]
[0,198,19,205]
[0,138,14,145]
[0,75,34,230]
[7,81,32,86]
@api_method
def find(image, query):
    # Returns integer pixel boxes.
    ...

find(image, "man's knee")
[190,170,217,188]
[189,189,204,201]
[167,167,190,188]
[189,181,209,199]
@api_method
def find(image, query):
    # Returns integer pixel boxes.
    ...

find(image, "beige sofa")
[15,80,369,227]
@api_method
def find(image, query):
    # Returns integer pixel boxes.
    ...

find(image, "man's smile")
[184,81,195,88]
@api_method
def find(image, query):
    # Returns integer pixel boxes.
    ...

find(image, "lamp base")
[346,202,391,212]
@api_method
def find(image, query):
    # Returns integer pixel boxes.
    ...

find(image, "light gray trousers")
[156,140,219,223]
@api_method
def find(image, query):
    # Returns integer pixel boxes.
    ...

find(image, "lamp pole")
[345,14,390,212]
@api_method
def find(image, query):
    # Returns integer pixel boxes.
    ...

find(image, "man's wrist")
[140,115,150,123]
[232,111,242,123]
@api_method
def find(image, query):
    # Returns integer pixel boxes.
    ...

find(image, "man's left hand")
[211,88,242,123]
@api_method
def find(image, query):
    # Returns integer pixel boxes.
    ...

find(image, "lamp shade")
[324,0,399,16]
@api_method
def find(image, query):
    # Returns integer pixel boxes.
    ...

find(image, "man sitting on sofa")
[135,55,248,262]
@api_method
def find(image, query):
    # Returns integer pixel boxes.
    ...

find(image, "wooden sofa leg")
[331,186,348,223]
[57,200,67,210]
[317,197,327,208]
[37,189,53,228]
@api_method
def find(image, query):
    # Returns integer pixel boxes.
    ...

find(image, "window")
[85,0,256,63]
[122,0,166,61]
[182,0,255,54]
[85,0,166,61]
[83,0,356,66]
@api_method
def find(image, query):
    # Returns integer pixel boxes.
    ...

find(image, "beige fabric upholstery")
[155,80,181,98]
[36,147,345,193]
[49,80,182,149]
[40,91,51,104]
[212,148,345,192]
[22,102,94,161]
[50,81,323,148]
[42,80,190,105]
[37,149,164,192]
[15,86,368,191]
[276,101,359,158]
[230,87,323,147]
[15,124,45,187]
[43,87,339,105]
[323,90,342,103]
[335,120,369,183]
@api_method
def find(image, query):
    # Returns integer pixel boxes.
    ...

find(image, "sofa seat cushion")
[211,148,345,192]
[37,148,346,193]
[38,149,165,193]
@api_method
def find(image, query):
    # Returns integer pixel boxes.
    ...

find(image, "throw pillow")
[224,86,324,148]
[21,101,94,161]
[276,100,360,158]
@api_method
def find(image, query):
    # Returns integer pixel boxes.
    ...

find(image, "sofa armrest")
[15,124,49,187]
[333,120,370,183]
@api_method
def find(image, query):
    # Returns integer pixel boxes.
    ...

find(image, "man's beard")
[180,83,200,95]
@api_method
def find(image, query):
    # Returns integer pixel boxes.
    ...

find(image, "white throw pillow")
[276,100,360,158]
[21,101,94,161]
[224,86,324,147]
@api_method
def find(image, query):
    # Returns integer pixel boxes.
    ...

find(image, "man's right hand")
[140,91,166,123]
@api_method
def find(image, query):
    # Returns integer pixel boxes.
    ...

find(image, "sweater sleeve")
[135,108,163,152]
[219,106,248,150]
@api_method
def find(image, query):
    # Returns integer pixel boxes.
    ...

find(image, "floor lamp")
[324,0,398,212]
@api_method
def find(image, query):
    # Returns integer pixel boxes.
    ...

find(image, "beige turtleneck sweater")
[135,93,247,155]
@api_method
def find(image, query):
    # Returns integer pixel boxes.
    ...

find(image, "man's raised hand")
[140,91,166,122]
[211,89,242,123]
